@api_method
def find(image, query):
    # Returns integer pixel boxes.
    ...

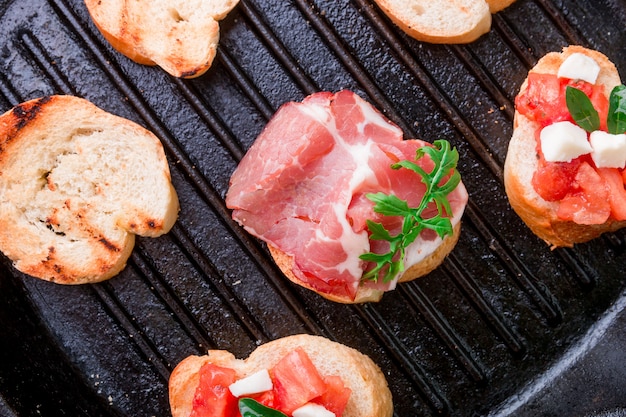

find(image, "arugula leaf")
[239,398,288,417]
[359,139,460,283]
[566,86,600,132]
[607,85,626,134]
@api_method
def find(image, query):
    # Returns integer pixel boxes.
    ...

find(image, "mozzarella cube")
[557,53,601,84]
[589,130,626,168]
[292,403,336,417]
[228,369,273,397]
[540,121,592,162]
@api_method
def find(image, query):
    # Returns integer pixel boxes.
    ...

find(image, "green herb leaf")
[239,398,288,417]
[607,85,626,134]
[566,86,600,132]
[359,139,460,283]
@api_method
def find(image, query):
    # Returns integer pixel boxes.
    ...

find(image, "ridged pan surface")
[1,0,626,416]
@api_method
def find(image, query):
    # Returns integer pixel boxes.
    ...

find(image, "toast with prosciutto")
[504,46,626,248]
[168,334,393,417]
[226,90,468,303]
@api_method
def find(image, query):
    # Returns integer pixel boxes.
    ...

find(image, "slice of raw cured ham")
[226,90,468,303]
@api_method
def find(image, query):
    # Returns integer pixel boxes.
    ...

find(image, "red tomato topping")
[190,349,351,417]
[270,347,327,415]
[515,72,622,223]
[532,156,582,201]
[515,73,609,128]
[314,375,352,416]
[556,162,611,224]
[191,363,239,417]
[598,168,626,220]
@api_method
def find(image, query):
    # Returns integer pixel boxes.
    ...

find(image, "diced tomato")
[191,363,239,417]
[516,73,609,129]
[313,375,352,417]
[270,348,327,415]
[249,389,277,410]
[516,73,569,126]
[532,156,582,201]
[597,168,626,220]
[557,162,611,224]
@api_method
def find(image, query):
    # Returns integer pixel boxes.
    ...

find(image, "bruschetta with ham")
[226,90,468,303]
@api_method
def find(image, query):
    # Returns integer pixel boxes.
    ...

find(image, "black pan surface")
[1,0,626,416]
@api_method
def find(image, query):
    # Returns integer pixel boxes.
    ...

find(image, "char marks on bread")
[372,0,516,44]
[83,0,240,78]
[0,95,179,284]
[504,46,626,248]
[169,334,394,417]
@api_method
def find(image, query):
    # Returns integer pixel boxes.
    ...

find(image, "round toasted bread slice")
[373,0,491,44]
[504,46,626,248]
[84,0,239,78]
[169,334,393,417]
[373,0,517,44]
[0,95,179,284]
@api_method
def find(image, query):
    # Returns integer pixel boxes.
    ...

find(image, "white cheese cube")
[589,130,626,168]
[228,369,273,397]
[557,53,601,84]
[540,121,592,162]
[292,403,336,417]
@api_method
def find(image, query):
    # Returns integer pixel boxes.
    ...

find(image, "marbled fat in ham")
[226,90,467,300]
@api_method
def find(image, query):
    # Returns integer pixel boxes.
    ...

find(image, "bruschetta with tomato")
[168,334,393,417]
[504,46,626,248]
[225,90,468,303]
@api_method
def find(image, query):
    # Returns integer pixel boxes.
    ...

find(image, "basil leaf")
[607,85,626,134]
[566,86,600,132]
[239,398,288,417]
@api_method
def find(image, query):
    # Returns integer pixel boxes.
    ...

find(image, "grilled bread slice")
[84,0,239,78]
[372,0,516,44]
[169,334,393,417]
[0,95,179,284]
[504,46,626,248]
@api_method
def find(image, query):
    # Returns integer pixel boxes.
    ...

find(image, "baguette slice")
[84,0,239,78]
[372,0,516,44]
[0,95,179,284]
[169,334,393,417]
[269,221,462,304]
[504,46,626,248]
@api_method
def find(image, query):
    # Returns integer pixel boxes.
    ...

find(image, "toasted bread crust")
[169,334,393,417]
[0,95,179,284]
[84,0,239,78]
[504,46,626,248]
[269,221,461,303]
[372,0,516,44]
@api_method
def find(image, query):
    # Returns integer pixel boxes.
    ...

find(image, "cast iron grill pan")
[1,0,626,415]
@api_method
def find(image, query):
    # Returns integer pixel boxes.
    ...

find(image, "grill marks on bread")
[0,95,179,284]
[83,0,240,78]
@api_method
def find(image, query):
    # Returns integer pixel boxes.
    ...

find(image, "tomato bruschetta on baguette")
[504,46,626,248]
[168,334,393,417]
[225,90,468,303]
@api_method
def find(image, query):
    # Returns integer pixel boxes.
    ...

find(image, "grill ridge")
[442,257,526,355]
[91,282,173,381]
[356,303,449,415]
[401,282,488,382]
